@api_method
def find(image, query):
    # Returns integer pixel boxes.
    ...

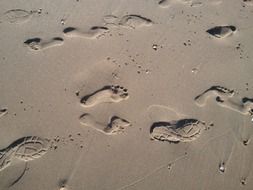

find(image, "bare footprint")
[80,85,129,108]
[194,86,235,107]
[0,108,7,118]
[190,1,203,7]
[63,26,108,39]
[195,86,253,115]
[0,9,33,24]
[118,15,153,29]
[206,25,237,38]
[150,119,206,143]
[103,15,119,26]
[0,136,50,171]
[158,0,171,8]
[79,113,131,135]
[216,97,253,115]
[243,0,253,6]
[24,37,64,51]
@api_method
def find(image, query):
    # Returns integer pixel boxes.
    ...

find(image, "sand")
[0,0,253,189]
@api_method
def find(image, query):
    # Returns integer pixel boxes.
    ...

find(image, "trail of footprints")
[1,2,252,188]
[2,4,238,51]
[19,13,153,51]
[79,85,131,135]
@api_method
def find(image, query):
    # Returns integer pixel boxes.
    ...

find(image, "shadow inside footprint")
[80,85,112,104]
[150,119,205,143]
[206,25,236,38]
[63,27,76,33]
[90,26,109,30]
[24,38,41,44]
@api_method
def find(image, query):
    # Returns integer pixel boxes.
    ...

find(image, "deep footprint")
[206,25,237,38]
[150,119,206,143]
[0,136,50,171]
[79,113,131,135]
[63,26,108,39]
[80,85,129,108]
[24,37,64,51]
[194,86,235,107]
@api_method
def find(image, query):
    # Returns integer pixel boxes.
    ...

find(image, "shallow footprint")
[24,37,64,51]
[216,97,253,115]
[79,113,131,135]
[158,0,171,8]
[206,25,237,38]
[243,0,253,6]
[150,119,206,143]
[118,14,153,29]
[0,136,50,171]
[63,26,108,39]
[80,85,129,108]
[194,86,234,107]
[1,9,33,24]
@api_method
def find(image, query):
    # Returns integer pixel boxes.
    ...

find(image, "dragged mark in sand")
[194,86,235,107]
[0,9,33,24]
[206,25,237,38]
[80,113,131,135]
[150,119,206,143]
[63,26,108,39]
[0,136,50,171]
[0,108,8,118]
[24,37,64,51]
[116,153,187,190]
[195,86,253,115]
[80,85,129,108]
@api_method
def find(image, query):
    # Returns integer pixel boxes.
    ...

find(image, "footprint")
[24,37,64,51]
[150,119,206,143]
[195,86,253,115]
[190,1,203,7]
[194,86,235,107]
[206,25,237,38]
[79,113,131,135]
[0,9,33,24]
[0,136,50,171]
[158,0,171,8]
[103,15,119,25]
[0,108,7,118]
[243,0,253,6]
[216,97,253,115]
[63,26,108,39]
[80,85,129,108]
[118,15,153,29]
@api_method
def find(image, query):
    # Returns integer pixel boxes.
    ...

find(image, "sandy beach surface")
[0,0,253,189]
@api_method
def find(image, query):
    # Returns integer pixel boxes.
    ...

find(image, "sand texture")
[0,0,253,189]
